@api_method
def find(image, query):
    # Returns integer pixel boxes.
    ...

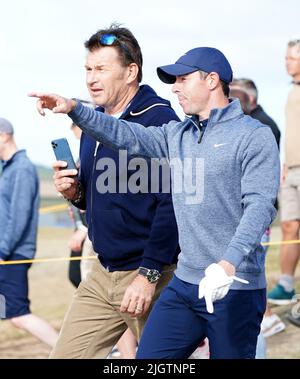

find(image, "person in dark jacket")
[45,25,180,359]
[0,118,58,347]
[230,78,281,147]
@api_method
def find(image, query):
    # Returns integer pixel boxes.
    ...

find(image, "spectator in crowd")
[230,80,284,358]
[0,117,58,347]
[268,39,300,328]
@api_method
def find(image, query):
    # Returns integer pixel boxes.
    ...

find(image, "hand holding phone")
[51,138,79,200]
[51,138,77,171]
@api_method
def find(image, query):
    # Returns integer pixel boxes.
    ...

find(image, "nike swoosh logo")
[214,143,228,148]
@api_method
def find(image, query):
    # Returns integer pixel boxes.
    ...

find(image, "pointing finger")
[37,99,45,116]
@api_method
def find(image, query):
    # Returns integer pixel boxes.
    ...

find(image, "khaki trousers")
[80,237,96,281]
[50,259,175,359]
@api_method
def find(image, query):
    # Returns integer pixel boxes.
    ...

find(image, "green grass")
[40,198,66,208]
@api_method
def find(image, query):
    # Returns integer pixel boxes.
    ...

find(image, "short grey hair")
[0,118,14,135]
[230,78,258,102]
[288,39,300,49]
[198,70,209,80]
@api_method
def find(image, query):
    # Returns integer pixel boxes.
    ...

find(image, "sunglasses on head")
[99,34,133,62]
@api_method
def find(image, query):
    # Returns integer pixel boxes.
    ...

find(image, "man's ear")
[207,72,220,90]
[126,63,139,84]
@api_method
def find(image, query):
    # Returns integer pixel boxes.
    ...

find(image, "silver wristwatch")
[138,267,161,283]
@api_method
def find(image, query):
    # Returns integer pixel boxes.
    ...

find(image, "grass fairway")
[0,227,75,358]
[0,226,300,358]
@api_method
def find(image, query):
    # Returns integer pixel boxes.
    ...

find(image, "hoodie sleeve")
[69,101,180,272]
[139,107,180,271]
[68,102,171,161]
[222,126,280,268]
[0,168,38,259]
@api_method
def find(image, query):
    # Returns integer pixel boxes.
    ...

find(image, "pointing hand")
[28,92,77,116]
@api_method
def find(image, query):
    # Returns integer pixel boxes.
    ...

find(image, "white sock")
[278,275,295,292]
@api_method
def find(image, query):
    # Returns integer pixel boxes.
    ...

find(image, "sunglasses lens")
[100,34,117,46]
[99,33,133,62]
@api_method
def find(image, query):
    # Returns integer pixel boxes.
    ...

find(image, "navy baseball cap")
[157,47,233,84]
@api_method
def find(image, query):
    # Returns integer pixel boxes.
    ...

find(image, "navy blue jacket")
[0,150,39,260]
[76,85,180,272]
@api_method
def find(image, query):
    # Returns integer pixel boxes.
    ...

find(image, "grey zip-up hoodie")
[68,99,280,290]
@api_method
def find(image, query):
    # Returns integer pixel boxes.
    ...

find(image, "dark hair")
[199,70,230,97]
[220,81,230,97]
[84,23,143,83]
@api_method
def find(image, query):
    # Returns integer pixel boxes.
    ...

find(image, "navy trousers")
[137,274,266,359]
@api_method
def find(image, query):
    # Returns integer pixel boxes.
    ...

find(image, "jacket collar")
[2,149,26,170]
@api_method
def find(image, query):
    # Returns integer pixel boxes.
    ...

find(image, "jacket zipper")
[190,118,204,144]
[190,118,212,144]
[90,142,100,250]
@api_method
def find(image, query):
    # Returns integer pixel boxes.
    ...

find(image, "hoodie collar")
[95,85,171,119]
[185,99,243,129]
[121,85,171,119]
[208,98,244,124]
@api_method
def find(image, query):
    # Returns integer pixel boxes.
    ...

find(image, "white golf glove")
[198,263,249,314]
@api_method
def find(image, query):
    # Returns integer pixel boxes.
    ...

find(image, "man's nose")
[87,70,97,84]
[172,81,180,94]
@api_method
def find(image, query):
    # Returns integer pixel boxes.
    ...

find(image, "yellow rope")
[1,239,300,265]
[0,256,97,265]
[262,239,300,247]
[39,204,68,214]
[5,203,300,265]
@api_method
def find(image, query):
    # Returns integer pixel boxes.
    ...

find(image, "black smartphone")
[51,138,77,172]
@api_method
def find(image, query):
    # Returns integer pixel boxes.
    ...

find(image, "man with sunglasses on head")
[38,24,180,359]
[30,47,280,358]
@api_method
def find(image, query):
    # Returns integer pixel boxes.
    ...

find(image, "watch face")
[139,267,161,283]
[147,269,160,283]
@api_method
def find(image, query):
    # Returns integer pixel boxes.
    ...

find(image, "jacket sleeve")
[222,127,280,268]
[68,102,171,161]
[0,168,38,259]
[140,192,179,271]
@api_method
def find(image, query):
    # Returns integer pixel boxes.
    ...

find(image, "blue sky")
[0,0,299,165]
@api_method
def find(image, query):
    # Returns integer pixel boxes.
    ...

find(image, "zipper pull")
[198,122,204,144]
[94,141,100,157]
[198,130,203,144]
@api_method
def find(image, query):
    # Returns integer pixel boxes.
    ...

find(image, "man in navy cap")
[30,46,280,358]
